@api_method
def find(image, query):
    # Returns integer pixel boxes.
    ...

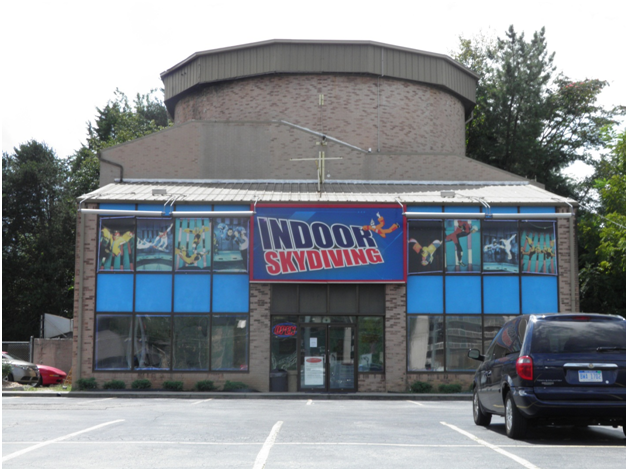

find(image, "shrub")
[438,383,463,394]
[163,380,183,391]
[77,377,98,390]
[131,379,152,390]
[223,381,250,391]
[195,380,216,392]
[410,381,433,393]
[2,362,13,380]
[103,380,126,390]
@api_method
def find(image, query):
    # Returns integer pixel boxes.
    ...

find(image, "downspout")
[75,196,89,386]
[97,150,124,182]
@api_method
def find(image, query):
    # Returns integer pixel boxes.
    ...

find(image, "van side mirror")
[468,349,484,361]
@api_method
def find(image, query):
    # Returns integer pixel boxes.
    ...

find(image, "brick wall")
[384,284,407,392]
[557,207,579,312]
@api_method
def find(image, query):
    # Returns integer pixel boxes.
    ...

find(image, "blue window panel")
[174,274,211,312]
[445,276,482,314]
[483,276,520,314]
[520,207,556,213]
[484,207,517,214]
[138,203,171,215]
[407,276,443,313]
[96,274,134,312]
[522,276,558,314]
[100,203,135,211]
[213,274,249,312]
[406,206,442,213]
[175,204,213,211]
[214,204,250,212]
[136,274,172,312]
[445,206,481,214]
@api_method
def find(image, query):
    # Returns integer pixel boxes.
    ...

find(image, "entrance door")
[299,324,356,392]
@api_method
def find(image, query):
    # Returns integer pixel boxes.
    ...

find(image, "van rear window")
[531,320,626,353]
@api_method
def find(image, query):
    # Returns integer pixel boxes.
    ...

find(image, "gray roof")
[79,180,576,208]
[160,39,479,118]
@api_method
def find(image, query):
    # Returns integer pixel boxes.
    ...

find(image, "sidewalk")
[2,389,471,401]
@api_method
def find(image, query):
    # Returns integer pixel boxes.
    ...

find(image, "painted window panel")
[408,220,443,274]
[98,217,136,272]
[211,314,249,371]
[444,219,481,272]
[134,315,171,370]
[483,207,517,214]
[407,276,444,314]
[136,218,174,271]
[520,221,556,274]
[358,316,384,372]
[174,218,212,271]
[100,203,135,211]
[135,274,172,312]
[406,206,442,213]
[173,315,210,370]
[213,217,249,273]
[214,204,250,211]
[444,206,481,213]
[138,204,165,212]
[445,276,482,314]
[445,316,482,371]
[482,221,519,273]
[407,316,444,371]
[94,315,132,370]
[96,274,134,312]
[175,204,213,211]
[522,276,558,314]
[520,207,555,213]
[174,274,211,313]
[212,274,249,312]
[483,276,520,314]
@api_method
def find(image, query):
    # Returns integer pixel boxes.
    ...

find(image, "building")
[72,40,579,393]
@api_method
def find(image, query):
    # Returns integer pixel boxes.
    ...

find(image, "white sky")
[2,0,625,180]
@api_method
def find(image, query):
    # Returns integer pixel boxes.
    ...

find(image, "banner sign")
[252,205,405,282]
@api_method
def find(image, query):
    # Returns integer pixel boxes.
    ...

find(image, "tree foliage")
[453,26,624,197]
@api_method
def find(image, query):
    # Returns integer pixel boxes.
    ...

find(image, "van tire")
[505,391,527,439]
[473,388,492,426]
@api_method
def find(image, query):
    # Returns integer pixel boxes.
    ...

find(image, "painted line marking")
[253,421,283,469]
[306,399,313,406]
[2,419,125,463]
[76,398,113,405]
[407,400,424,406]
[441,422,538,469]
[190,398,214,405]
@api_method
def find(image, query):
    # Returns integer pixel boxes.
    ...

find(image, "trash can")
[269,369,288,392]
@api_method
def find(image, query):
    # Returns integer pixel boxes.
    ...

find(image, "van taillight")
[516,356,534,381]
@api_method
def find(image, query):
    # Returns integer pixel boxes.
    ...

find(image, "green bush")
[103,380,126,390]
[438,383,463,394]
[131,379,152,390]
[410,381,433,393]
[163,380,183,391]
[195,380,217,392]
[77,377,98,390]
[223,381,250,391]
[2,362,13,380]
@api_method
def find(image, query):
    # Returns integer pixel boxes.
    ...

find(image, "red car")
[36,364,67,386]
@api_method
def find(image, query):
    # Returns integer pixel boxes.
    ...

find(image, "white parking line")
[253,421,283,469]
[76,398,113,405]
[441,422,538,469]
[190,398,214,405]
[2,419,125,463]
[306,399,313,406]
[407,400,425,406]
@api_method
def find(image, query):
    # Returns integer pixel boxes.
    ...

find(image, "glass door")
[328,325,356,391]
[299,325,327,391]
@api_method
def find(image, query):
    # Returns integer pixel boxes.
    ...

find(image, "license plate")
[578,370,603,382]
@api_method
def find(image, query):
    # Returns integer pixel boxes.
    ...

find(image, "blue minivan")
[468,313,626,439]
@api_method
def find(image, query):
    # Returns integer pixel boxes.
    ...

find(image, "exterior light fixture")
[152,188,167,196]
[441,190,456,198]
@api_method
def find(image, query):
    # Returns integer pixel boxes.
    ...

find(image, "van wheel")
[473,388,491,426]
[505,391,527,439]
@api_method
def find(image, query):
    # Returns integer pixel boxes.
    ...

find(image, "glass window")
[213,218,249,273]
[136,218,174,271]
[299,285,327,313]
[211,314,249,371]
[520,221,556,275]
[173,315,209,370]
[483,221,519,273]
[483,316,516,352]
[358,317,384,372]
[271,316,298,371]
[175,218,212,271]
[358,285,385,314]
[95,315,132,370]
[444,219,481,273]
[134,315,171,370]
[445,316,482,371]
[98,217,135,271]
[408,220,443,274]
[329,285,357,313]
[408,316,444,371]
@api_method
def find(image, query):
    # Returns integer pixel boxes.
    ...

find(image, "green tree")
[453,26,623,197]
[2,141,76,339]
[68,88,171,197]
[578,129,626,315]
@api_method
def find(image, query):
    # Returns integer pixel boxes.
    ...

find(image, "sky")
[2,0,625,179]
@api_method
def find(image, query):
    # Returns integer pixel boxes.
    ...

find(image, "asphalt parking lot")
[2,396,625,469]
